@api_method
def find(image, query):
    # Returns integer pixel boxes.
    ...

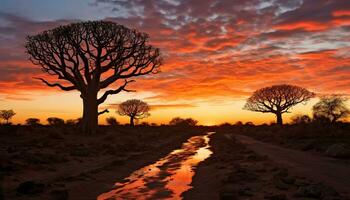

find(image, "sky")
[0,0,350,125]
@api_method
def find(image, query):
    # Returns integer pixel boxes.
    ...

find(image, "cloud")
[0,0,350,103]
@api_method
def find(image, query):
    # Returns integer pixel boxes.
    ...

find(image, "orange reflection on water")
[97,132,214,200]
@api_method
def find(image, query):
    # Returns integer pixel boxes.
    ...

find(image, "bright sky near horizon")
[0,0,350,125]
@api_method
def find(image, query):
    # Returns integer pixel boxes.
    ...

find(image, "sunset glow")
[1,0,350,125]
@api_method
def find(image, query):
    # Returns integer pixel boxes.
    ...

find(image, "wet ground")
[98,132,214,200]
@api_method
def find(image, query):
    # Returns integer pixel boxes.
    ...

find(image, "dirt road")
[235,134,350,197]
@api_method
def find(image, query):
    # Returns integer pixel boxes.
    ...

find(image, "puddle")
[97,132,215,200]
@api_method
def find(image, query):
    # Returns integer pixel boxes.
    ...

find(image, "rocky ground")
[184,128,348,200]
[0,125,205,200]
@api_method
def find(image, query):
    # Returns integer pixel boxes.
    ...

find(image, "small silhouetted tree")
[25,21,161,134]
[26,118,41,126]
[106,117,119,126]
[313,95,349,123]
[169,117,198,126]
[244,84,315,125]
[0,110,16,124]
[47,117,65,126]
[118,99,150,126]
[290,114,311,124]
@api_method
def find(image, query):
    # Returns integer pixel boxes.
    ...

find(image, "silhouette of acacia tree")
[118,99,150,126]
[244,84,315,125]
[0,110,16,124]
[25,21,161,134]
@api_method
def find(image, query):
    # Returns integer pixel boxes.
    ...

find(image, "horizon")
[1,0,350,125]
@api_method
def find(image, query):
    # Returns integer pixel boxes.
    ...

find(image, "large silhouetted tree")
[25,21,161,134]
[313,95,349,123]
[118,99,150,126]
[244,84,315,125]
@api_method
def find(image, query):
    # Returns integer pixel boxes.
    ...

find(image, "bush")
[66,119,78,125]
[47,117,65,126]
[106,117,119,126]
[169,117,198,126]
[25,118,41,126]
[291,114,311,124]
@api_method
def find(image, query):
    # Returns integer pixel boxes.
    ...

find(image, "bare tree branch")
[97,80,135,105]
[34,77,76,91]
[98,109,109,115]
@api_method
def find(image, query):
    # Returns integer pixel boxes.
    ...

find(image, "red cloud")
[274,21,330,32]
[1,0,350,103]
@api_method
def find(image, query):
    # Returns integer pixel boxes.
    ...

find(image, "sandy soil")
[184,129,349,200]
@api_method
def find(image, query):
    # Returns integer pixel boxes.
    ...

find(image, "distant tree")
[169,117,198,126]
[106,117,119,126]
[118,99,150,126]
[0,110,16,124]
[244,84,315,125]
[290,114,311,124]
[312,95,350,123]
[25,21,161,134]
[47,117,65,126]
[150,123,158,126]
[25,118,41,126]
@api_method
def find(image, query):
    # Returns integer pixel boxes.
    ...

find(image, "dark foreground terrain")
[0,125,205,200]
[239,123,350,159]
[1,124,349,200]
[185,127,349,200]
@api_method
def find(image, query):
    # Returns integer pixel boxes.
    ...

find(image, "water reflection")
[97,132,214,200]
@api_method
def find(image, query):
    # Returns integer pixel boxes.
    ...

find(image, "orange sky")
[0,0,350,125]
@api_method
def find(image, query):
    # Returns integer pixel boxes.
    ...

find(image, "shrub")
[66,119,79,125]
[106,117,119,126]
[291,114,311,124]
[25,118,41,126]
[169,117,198,126]
[47,117,65,126]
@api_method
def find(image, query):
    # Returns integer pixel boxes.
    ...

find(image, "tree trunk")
[276,112,283,125]
[81,90,98,134]
[130,116,135,126]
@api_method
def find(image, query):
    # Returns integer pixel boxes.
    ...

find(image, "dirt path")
[235,134,350,197]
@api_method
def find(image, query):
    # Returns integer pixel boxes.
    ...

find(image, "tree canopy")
[244,84,315,125]
[0,110,16,124]
[118,99,150,126]
[313,95,349,123]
